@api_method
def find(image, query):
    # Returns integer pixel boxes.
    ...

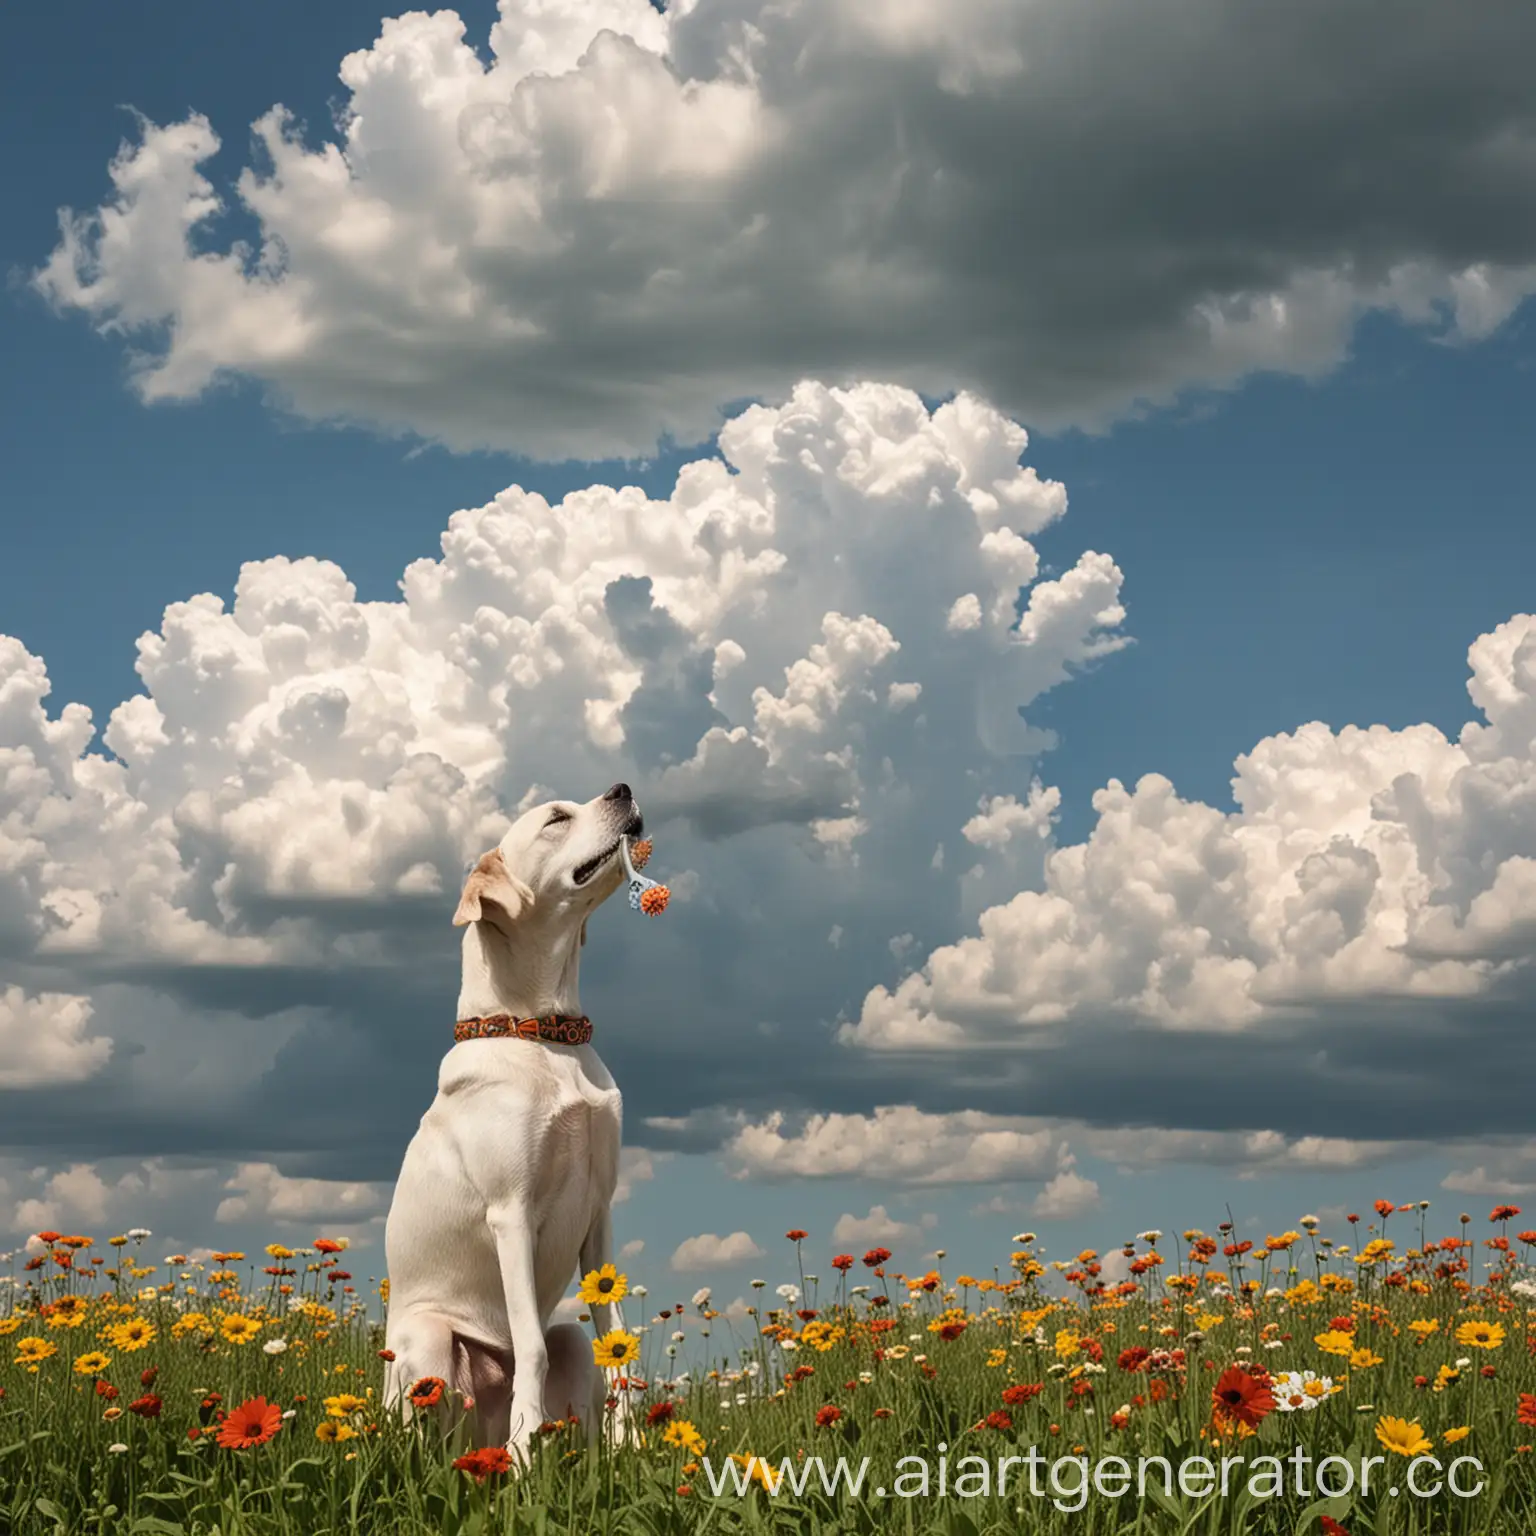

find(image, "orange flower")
[216,1396,282,1449]
[1518,1393,1536,1427]
[453,1446,513,1481]
[1211,1367,1275,1429]
[639,885,670,916]
[628,839,653,871]
[408,1376,446,1410]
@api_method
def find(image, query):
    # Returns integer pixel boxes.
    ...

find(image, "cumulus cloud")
[1032,1166,1100,1221]
[0,987,111,1088]
[669,1230,764,1271]
[847,614,1536,1046]
[213,1163,391,1226]
[726,1106,1060,1185]
[831,1204,934,1248]
[0,382,1125,1182]
[34,0,1536,457]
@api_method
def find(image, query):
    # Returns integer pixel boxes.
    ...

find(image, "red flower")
[786,1229,809,1242]
[128,1393,163,1419]
[983,1410,1013,1431]
[1373,1200,1395,1219]
[1002,1383,1044,1405]
[1210,1367,1275,1429]
[35,1230,63,1245]
[831,1254,855,1271]
[873,1407,892,1419]
[408,1376,446,1410]
[453,1446,513,1482]
[815,1404,842,1428]
[1492,1205,1523,1224]
[646,1401,676,1426]
[1320,1519,1350,1536]
[314,1238,344,1254]
[378,1348,396,1361]
[95,1380,119,1399]
[140,1366,159,1388]
[216,1396,282,1449]
[862,1248,892,1268]
[1117,1347,1151,1372]
[1518,1394,1536,1427]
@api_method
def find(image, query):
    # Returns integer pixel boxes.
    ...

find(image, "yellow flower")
[1444,1426,1471,1444]
[324,1393,368,1418]
[379,1278,390,1305]
[1454,1319,1505,1350]
[1193,1312,1226,1332]
[1314,1330,1355,1358]
[1054,1329,1081,1359]
[73,1350,112,1375]
[1408,1318,1439,1338]
[15,1336,55,1365]
[1349,1348,1384,1370]
[986,1348,1007,1368]
[106,1318,157,1352]
[577,1264,629,1307]
[316,1420,358,1443]
[592,1329,641,1369]
[220,1313,262,1345]
[1376,1416,1433,1458]
[664,1419,707,1454]
[0,1317,21,1338]
[45,1296,89,1329]
[1433,1364,1460,1393]
[265,1244,295,1260]
[729,1453,777,1492]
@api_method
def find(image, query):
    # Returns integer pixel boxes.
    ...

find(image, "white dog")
[382,782,642,1459]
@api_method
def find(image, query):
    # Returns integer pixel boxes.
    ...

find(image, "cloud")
[1031,1166,1100,1220]
[0,381,1125,1181]
[613,1148,657,1205]
[619,1238,645,1258]
[846,613,1536,1047]
[35,1,1536,458]
[669,1230,764,1271]
[725,1106,1060,1185]
[0,987,111,1088]
[212,1163,390,1226]
[830,1204,933,1248]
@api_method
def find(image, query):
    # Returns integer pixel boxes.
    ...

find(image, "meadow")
[4,1205,1536,1533]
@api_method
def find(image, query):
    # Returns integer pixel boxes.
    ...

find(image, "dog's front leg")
[487,1201,549,1466]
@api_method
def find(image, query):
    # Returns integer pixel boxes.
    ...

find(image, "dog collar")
[454,1014,593,1046]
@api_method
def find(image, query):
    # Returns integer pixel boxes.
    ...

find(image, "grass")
[5,1206,1536,1533]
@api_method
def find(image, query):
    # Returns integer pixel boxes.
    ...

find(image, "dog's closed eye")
[544,808,573,832]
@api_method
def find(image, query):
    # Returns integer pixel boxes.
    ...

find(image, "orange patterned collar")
[454,1013,592,1046]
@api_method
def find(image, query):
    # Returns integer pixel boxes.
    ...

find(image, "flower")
[639,885,670,916]
[316,1421,358,1443]
[454,1446,513,1482]
[1210,1367,1275,1429]
[1444,1426,1471,1444]
[128,1393,163,1419]
[324,1393,368,1418]
[1455,1319,1506,1350]
[1520,1394,1536,1427]
[105,1318,156,1352]
[408,1377,446,1410]
[1314,1330,1355,1358]
[1270,1371,1332,1411]
[217,1396,283,1449]
[815,1405,842,1428]
[593,1330,641,1369]
[15,1336,55,1366]
[664,1419,707,1454]
[220,1314,262,1346]
[1376,1416,1433,1458]
[578,1265,629,1306]
[73,1350,112,1376]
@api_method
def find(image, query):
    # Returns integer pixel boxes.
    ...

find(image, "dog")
[382,782,642,1460]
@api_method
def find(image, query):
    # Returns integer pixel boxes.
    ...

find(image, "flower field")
[7,1205,1536,1532]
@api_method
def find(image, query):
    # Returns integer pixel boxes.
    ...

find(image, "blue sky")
[3,0,1536,1307]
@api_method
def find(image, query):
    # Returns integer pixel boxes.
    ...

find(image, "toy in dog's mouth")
[620,836,669,915]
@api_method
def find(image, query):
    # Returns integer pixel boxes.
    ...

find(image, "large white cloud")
[846,613,1536,1046]
[33,0,1536,456]
[0,383,1124,1191]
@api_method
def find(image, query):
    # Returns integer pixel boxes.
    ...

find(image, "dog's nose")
[603,782,632,803]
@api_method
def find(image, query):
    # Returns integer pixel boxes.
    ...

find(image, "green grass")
[5,1214,1536,1533]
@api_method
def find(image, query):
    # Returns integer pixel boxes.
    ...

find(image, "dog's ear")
[453,849,535,928]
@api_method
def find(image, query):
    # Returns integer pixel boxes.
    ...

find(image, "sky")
[2,0,1536,1316]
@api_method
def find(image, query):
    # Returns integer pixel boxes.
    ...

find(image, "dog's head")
[453,782,643,936]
